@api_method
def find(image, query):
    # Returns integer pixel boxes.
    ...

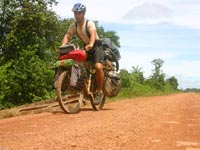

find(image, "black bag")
[102,38,121,61]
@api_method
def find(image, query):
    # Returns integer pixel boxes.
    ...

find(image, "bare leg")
[95,62,104,92]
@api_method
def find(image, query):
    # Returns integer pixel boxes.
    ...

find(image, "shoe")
[93,91,104,105]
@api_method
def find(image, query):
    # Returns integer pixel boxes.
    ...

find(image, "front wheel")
[56,70,81,114]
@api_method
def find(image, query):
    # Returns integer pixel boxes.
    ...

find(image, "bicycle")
[55,44,120,114]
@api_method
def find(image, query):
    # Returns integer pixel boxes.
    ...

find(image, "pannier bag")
[70,63,87,89]
[70,64,81,88]
[104,71,121,97]
[53,62,86,90]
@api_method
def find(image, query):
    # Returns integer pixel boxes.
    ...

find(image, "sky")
[52,0,200,89]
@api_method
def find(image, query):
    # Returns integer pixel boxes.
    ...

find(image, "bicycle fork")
[87,74,94,100]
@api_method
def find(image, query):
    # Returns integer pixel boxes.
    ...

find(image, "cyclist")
[59,3,104,104]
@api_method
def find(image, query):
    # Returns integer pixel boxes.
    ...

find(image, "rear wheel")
[90,94,106,110]
[56,70,81,114]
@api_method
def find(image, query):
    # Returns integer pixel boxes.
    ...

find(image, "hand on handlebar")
[85,44,93,51]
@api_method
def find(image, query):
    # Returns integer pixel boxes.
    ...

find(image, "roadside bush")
[0,50,55,109]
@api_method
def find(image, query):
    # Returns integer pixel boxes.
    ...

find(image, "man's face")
[74,11,85,23]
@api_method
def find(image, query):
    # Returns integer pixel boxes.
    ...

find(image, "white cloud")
[172,16,200,29]
[52,0,200,29]
[176,74,200,89]
[121,2,172,24]
[164,60,200,77]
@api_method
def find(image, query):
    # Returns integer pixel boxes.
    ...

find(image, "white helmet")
[72,3,86,12]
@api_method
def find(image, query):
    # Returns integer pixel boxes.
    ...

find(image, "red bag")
[59,50,87,61]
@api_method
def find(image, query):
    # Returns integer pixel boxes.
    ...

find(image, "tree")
[151,58,164,79]
[148,58,165,89]
[0,50,54,109]
[166,76,179,90]
[0,0,59,61]
[131,65,144,84]
[119,69,131,88]
[0,0,59,109]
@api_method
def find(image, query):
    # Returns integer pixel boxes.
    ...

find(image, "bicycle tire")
[56,70,80,114]
[90,94,106,110]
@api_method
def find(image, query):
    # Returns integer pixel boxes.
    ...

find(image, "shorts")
[86,40,104,64]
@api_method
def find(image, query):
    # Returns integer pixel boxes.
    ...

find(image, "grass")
[0,108,20,119]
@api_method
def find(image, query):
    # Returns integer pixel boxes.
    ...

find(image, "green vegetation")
[117,58,180,99]
[0,0,179,110]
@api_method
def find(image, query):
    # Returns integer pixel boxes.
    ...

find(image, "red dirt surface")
[0,93,200,150]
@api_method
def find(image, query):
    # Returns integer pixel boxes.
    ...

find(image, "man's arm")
[85,21,98,51]
[61,32,72,46]
[85,29,96,51]
[56,33,71,53]
[56,24,74,53]
[61,24,75,46]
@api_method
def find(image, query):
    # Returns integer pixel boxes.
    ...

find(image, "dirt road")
[0,93,200,150]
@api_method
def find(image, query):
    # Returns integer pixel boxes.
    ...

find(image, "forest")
[0,0,179,110]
